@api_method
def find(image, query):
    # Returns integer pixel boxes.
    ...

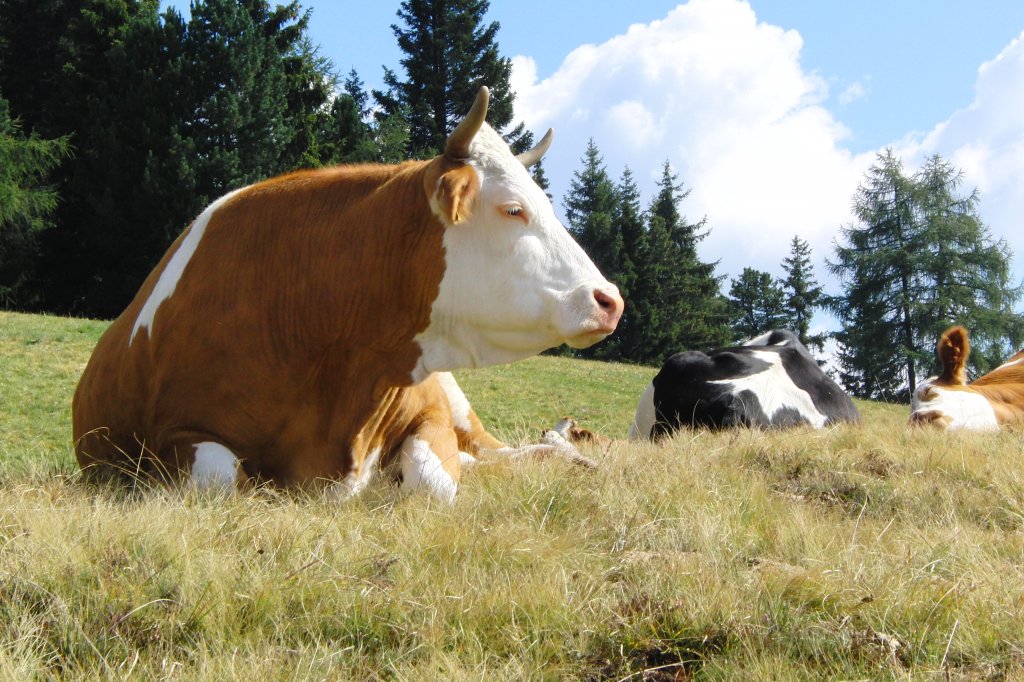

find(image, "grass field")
[2,309,1023,680]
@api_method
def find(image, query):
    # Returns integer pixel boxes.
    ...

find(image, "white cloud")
[838,79,868,106]
[899,31,1024,275]
[510,0,874,288]
[511,1,1024,308]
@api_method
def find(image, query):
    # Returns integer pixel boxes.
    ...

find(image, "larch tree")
[912,154,1023,375]
[829,150,921,399]
[829,149,1022,399]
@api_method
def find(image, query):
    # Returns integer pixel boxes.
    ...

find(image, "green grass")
[2,310,1024,680]
[0,311,108,474]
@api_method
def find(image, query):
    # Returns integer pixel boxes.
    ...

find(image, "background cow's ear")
[938,325,970,384]
[435,165,479,225]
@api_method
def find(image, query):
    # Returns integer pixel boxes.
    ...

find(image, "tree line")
[559,141,828,366]
[1,0,1022,400]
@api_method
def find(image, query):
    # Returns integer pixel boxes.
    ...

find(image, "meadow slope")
[1,310,1023,680]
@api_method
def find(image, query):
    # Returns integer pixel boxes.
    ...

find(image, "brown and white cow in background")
[73,86,623,501]
[910,325,1024,431]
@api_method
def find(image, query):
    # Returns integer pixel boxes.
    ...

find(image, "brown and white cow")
[910,325,1024,431]
[73,86,623,501]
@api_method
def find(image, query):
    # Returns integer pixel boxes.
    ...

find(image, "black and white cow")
[628,330,860,439]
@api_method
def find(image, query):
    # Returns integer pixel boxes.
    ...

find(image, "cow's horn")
[516,128,553,168]
[446,86,489,159]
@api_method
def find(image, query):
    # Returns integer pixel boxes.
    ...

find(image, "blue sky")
[164,1,1024,312]
[300,1,1024,153]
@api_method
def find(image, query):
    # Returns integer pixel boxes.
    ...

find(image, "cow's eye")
[500,204,527,222]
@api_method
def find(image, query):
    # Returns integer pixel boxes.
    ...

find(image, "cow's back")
[776,346,861,425]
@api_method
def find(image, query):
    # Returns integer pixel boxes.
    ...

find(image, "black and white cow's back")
[629,330,860,439]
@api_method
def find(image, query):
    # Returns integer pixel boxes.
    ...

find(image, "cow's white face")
[909,379,999,432]
[414,123,622,378]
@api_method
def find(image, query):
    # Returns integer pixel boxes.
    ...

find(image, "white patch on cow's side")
[190,442,239,490]
[130,188,245,345]
[628,382,657,440]
[399,437,457,503]
[436,372,472,432]
[709,351,827,428]
[911,382,999,432]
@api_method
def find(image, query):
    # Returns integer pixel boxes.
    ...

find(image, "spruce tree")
[0,93,68,307]
[181,0,292,194]
[374,0,524,157]
[564,140,620,274]
[562,139,622,359]
[631,212,678,364]
[0,0,184,314]
[644,161,730,359]
[611,167,645,360]
[728,268,787,342]
[344,69,371,119]
[780,235,826,353]
[317,71,374,165]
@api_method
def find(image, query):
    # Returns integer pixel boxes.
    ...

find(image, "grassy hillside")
[1,310,1023,680]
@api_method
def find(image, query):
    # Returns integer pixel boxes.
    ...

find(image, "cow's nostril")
[591,287,624,333]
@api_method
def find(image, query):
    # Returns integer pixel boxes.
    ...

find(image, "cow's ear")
[938,325,970,384]
[434,165,478,225]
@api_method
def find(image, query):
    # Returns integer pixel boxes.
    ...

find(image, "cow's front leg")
[474,418,599,469]
[397,422,462,503]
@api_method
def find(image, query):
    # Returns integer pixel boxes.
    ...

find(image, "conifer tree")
[374,0,524,157]
[780,235,826,353]
[0,0,332,315]
[564,140,620,275]
[643,161,730,359]
[0,0,183,314]
[829,150,919,399]
[0,94,68,307]
[912,154,1023,374]
[562,139,622,359]
[317,71,374,164]
[830,149,1021,399]
[611,167,645,359]
[728,268,787,341]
